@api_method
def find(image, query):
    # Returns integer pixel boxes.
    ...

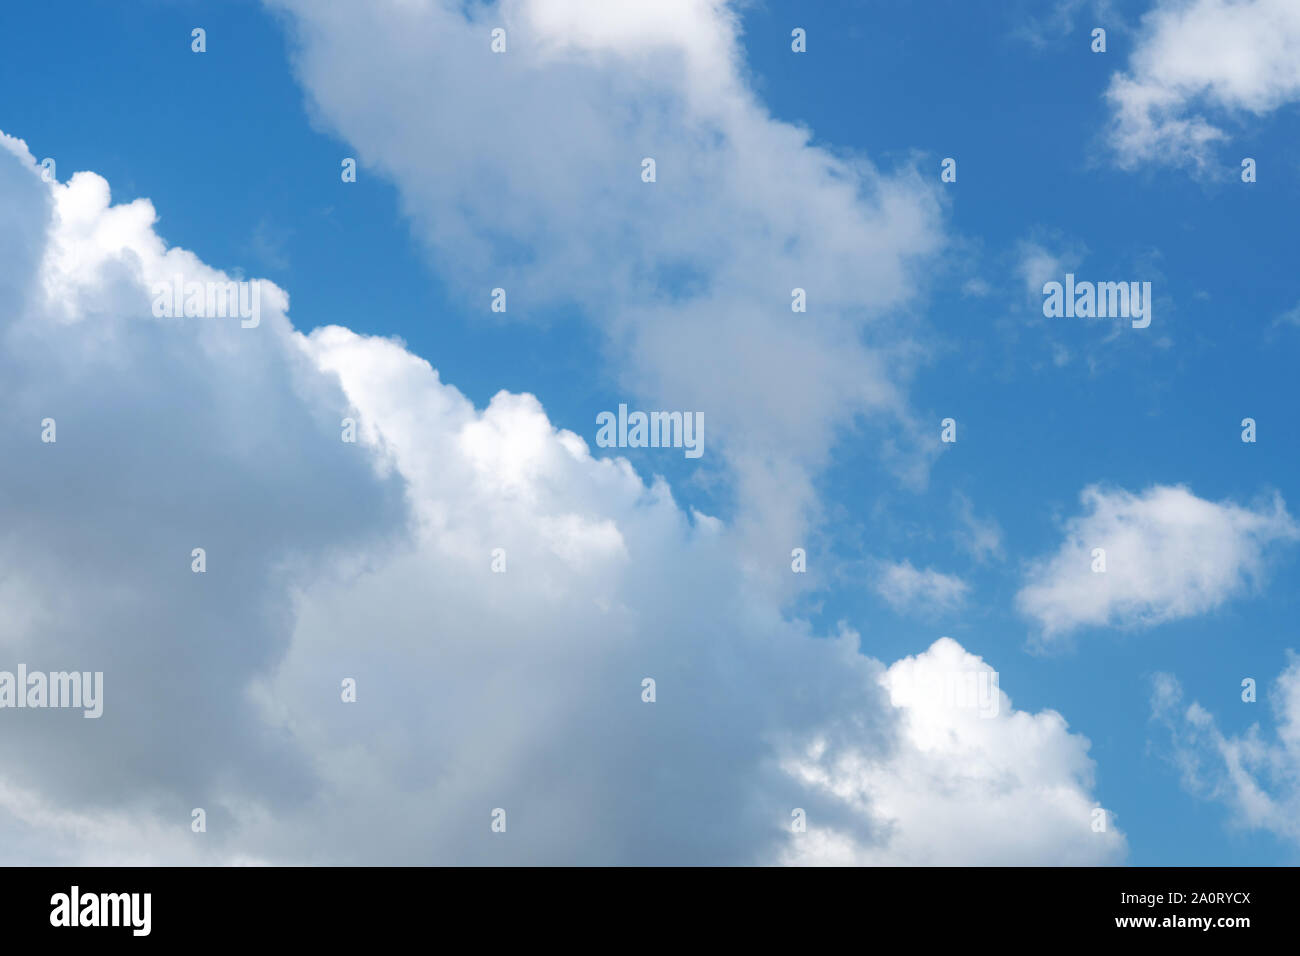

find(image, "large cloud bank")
[0,133,1122,864]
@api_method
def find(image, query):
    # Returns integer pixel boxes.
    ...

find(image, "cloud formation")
[871,559,970,615]
[1017,484,1298,640]
[1152,660,1300,844]
[266,0,948,573]
[1106,0,1300,170]
[783,638,1126,865]
[0,132,1119,865]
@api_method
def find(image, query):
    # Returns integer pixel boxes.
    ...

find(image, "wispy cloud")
[1151,660,1300,844]
[871,559,970,615]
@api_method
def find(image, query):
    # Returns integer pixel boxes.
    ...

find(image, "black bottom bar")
[3,866,1287,943]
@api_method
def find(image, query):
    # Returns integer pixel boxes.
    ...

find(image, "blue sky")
[1,0,1299,865]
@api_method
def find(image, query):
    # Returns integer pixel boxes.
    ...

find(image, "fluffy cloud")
[871,559,970,615]
[1017,484,1298,640]
[1106,0,1300,170]
[266,0,948,573]
[1151,660,1300,843]
[783,638,1126,865]
[0,133,1119,864]
[0,132,406,841]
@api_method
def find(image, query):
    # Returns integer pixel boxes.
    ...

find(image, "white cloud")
[0,133,1119,865]
[783,638,1126,865]
[0,131,406,858]
[1151,660,1300,843]
[871,559,969,615]
[1106,0,1300,170]
[266,0,948,574]
[1017,484,1298,640]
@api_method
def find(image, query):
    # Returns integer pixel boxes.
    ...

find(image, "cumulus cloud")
[0,133,1119,864]
[0,131,406,850]
[265,0,948,573]
[783,638,1126,865]
[1151,660,1300,844]
[871,559,970,615]
[1105,0,1300,170]
[1017,484,1298,640]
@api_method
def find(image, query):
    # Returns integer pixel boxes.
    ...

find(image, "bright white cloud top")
[784,638,1125,865]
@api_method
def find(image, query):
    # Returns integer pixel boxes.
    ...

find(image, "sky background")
[1,0,1298,865]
